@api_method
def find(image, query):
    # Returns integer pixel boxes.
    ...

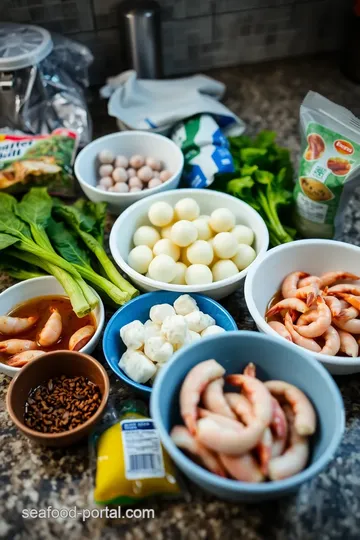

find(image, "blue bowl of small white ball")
[102,292,238,397]
[74,131,184,214]
[109,189,269,300]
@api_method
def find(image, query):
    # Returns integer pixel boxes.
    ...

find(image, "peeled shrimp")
[38,308,62,347]
[338,305,359,321]
[226,374,273,427]
[268,321,292,342]
[266,298,308,319]
[170,425,226,477]
[328,284,360,296]
[268,408,309,481]
[320,271,360,288]
[295,284,320,307]
[219,453,264,483]
[180,359,225,435]
[265,380,316,436]
[319,325,340,356]
[225,392,253,424]
[8,350,46,368]
[281,271,308,299]
[335,293,360,311]
[323,296,342,317]
[0,315,38,335]
[243,362,256,377]
[298,275,321,288]
[296,309,318,327]
[202,378,236,419]
[197,407,244,430]
[69,325,95,352]
[257,427,273,475]
[294,297,331,338]
[338,330,359,357]
[284,313,321,353]
[0,339,37,355]
[271,397,288,439]
[333,316,360,334]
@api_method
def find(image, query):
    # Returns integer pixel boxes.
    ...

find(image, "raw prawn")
[69,325,95,352]
[7,350,46,368]
[0,339,37,354]
[243,362,256,377]
[266,298,308,319]
[197,407,244,430]
[265,380,316,436]
[284,313,321,353]
[226,374,273,428]
[319,325,340,356]
[281,271,308,299]
[338,330,359,357]
[294,297,331,338]
[170,425,226,477]
[225,392,253,424]
[0,315,38,335]
[257,427,273,475]
[268,321,292,342]
[219,453,264,483]
[319,271,360,288]
[180,359,225,435]
[38,308,62,347]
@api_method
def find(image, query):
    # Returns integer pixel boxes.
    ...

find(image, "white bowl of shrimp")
[150,331,344,501]
[0,277,105,378]
[245,239,360,375]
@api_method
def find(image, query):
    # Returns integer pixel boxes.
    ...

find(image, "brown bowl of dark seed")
[6,350,110,447]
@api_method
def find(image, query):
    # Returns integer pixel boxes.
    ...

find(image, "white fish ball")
[148,178,162,189]
[120,320,144,350]
[161,225,173,239]
[184,311,215,333]
[175,198,200,221]
[153,171,160,179]
[114,155,129,168]
[146,157,162,171]
[111,182,129,193]
[171,220,198,247]
[133,225,160,248]
[212,260,238,282]
[159,170,172,182]
[201,325,225,338]
[186,240,213,265]
[129,187,142,192]
[213,232,238,259]
[186,330,202,344]
[129,154,145,169]
[192,218,212,240]
[137,166,153,182]
[99,176,113,189]
[171,262,187,284]
[98,149,114,164]
[210,208,236,232]
[232,244,256,270]
[173,294,199,316]
[144,320,162,340]
[231,225,254,245]
[128,176,143,188]
[153,238,180,261]
[112,167,128,183]
[148,201,174,227]
[144,336,173,364]
[99,164,114,177]
[161,315,187,346]
[148,254,177,282]
[127,167,136,178]
[150,303,176,324]
[185,264,213,285]
[128,245,153,274]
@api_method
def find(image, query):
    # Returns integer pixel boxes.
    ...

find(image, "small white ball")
[153,171,160,179]
[137,166,153,183]
[133,225,160,248]
[171,220,198,247]
[232,244,256,270]
[173,294,199,315]
[97,185,107,191]
[129,155,145,169]
[99,164,114,177]
[127,167,136,178]
[175,198,200,221]
[128,176,143,189]
[129,187,142,192]
[99,176,113,189]
[161,225,173,239]
[98,149,114,164]
[212,232,238,259]
[185,264,213,285]
[144,320,162,340]
[146,157,162,171]
[171,262,187,284]
[145,336,173,364]
[161,315,187,346]
[114,155,129,168]
[153,239,180,261]
[148,254,177,282]
[186,330,202,344]
[148,178,162,189]
[150,304,176,324]
[187,240,213,265]
[128,245,153,274]
[210,208,236,232]
[201,325,225,338]
[159,170,172,182]
[212,260,238,282]
[112,167,128,183]
[111,182,129,193]
[148,201,174,227]
[192,218,212,241]
[231,225,254,245]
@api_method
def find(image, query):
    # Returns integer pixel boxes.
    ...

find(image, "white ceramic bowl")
[0,277,105,378]
[109,188,269,300]
[74,131,184,214]
[245,239,360,375]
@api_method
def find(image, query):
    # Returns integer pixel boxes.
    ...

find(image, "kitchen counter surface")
[1,54,360,540]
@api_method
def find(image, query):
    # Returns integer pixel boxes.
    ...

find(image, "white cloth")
[101,70,245,136]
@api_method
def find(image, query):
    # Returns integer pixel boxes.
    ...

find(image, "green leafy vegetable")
[0,254,46,280]
[74,199,107,245]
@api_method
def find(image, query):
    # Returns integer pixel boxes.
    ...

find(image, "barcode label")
[121,419,165,480]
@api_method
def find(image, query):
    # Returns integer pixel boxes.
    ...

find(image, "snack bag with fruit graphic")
[294,91,360,238]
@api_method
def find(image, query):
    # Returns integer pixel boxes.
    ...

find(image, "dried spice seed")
[24,375,102,434]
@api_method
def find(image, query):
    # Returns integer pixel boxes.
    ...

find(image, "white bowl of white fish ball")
[74,131,184,214]
[0,277,105,378]
[110,189,269,300]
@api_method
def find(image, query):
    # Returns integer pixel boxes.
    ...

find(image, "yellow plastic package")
[92,400,182,505]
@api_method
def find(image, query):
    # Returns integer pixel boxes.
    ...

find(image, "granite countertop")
[1,54,360,540]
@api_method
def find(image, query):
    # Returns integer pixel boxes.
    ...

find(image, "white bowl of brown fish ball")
[0,276,105,378]
[245,239,360,375]
[74,131,184,214]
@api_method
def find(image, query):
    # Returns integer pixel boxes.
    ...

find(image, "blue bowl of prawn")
[150,331,344,502]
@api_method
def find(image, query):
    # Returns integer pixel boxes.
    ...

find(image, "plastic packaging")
[91,399,183,505]
[294,91,360,238]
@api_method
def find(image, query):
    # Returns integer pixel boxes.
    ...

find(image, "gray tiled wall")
[1,0,352,83]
